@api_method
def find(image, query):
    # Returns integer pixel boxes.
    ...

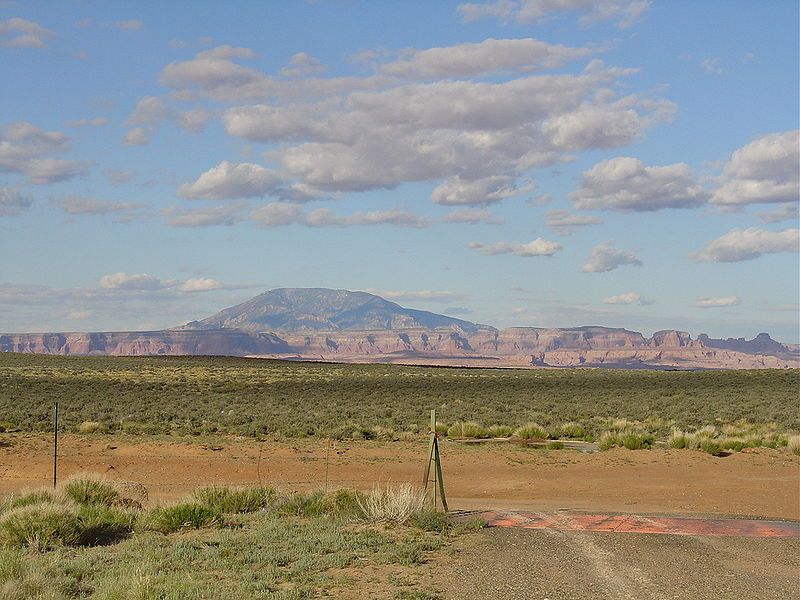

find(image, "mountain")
[180,288,483,333]
[2,288,798,369]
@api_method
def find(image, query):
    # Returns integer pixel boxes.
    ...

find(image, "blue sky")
[1,0,798,341]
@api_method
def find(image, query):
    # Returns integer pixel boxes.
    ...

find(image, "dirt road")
[433,527,800,600]
[3,434,798,519]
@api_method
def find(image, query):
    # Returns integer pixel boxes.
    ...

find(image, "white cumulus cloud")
[178,161,284,200]
[581,241,642,272]
[711,130,799,207]
[602,292,642,305]
[695,296,742,308]
[570,157,707,211]
[468,238,562,256]
[692,227,799,263]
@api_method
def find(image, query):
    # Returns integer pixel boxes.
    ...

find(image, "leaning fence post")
[422,409,448,512]
[53,402,59,489]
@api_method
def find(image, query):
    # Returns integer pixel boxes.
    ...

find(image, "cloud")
[178,278,224,292]
[51,196,140,216]
[246,203,429,229]
[695,296,741,308]
[378,38,593,79]
[431,175,533,206]
[545,209,602,235]
[570,157,707,211]
[469,238,562,256]
[114,20,143,31]
[68,117,108,128]
[99,272,170,291]
[692,227,799,263]
[699,57,722,74]
[0,17,55,48]
[0,186,31,216]
[122,127,149,146]
[0,121,89,184]
[581,241,642,272]
[213,59,668,195]
[440,208,504,224]
[365,289,468,303]
[125,96,211,134]
[756,202,799,224]
[456,0,651,29]
[249,202,303,227]
[303,207,428,228]
[602,292,643,305]
[178,161,283,199]
[711,130,799,206]
[163,204,244,228]
[280,52,325,77]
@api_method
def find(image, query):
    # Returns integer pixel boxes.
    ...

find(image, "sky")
[1,0,798,341]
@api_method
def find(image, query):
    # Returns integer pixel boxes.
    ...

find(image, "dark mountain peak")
[180,287,483,333]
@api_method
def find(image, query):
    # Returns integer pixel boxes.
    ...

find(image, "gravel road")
[437,527,800,599]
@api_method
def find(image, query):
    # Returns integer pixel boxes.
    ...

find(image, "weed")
[559,422,585,438]
[547,441,564,450]
[60,474,120,507]
[446,421,488,439]
[515,422,547,440]
[487,424,513,438]
[191,486,278,514]
[146,502,222,534]
[358,484,423,524]
[0,502,81,551]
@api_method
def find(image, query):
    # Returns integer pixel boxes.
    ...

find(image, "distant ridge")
[179,288,484,333]
[2,287,798,369]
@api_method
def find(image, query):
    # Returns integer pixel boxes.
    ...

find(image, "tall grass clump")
[598,431,654,450]
[0,502,81,551]
[76,421,106,434]
[788,434,800,456]
[447,421,488,439]
[191,486,278,514]
[487,424,513,438]
[357,484,423,525]
[145,502,222,534]
[515,422,547,440]
[559,422,585,439]
[277,489,365,519]
[60,474,120,507]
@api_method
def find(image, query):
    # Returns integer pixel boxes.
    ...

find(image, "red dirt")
[2,434,799,519]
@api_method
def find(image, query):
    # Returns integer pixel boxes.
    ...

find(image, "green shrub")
[0,502,81,551]
[60,475,119,507]
[515,422,547,440]
[699,439,722,456]
[277,489,365,519]
[559,422,585,439]
[447,421,488,439]
[191,486,277,514]
[487,424,513,438]
[2,490,55,513]
[146,502,222,534]
[668,430,688,449]
[409,509,450,533]
[598,431,653,450]
[546,441,564,450]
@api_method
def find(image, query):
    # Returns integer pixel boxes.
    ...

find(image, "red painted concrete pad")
[481,511,800,538]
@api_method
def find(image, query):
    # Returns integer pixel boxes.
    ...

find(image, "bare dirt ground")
[2,434,798,519]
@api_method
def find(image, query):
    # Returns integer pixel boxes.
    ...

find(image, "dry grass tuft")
[357,484,424,524]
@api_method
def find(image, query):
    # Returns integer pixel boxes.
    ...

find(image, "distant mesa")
[2,288,798,369]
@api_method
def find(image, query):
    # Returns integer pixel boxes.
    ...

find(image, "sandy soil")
[3,434,798,519]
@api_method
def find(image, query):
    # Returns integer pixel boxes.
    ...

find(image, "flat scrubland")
[0,475,471,599]
[2,353,799,599]
[1,353,798,455]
